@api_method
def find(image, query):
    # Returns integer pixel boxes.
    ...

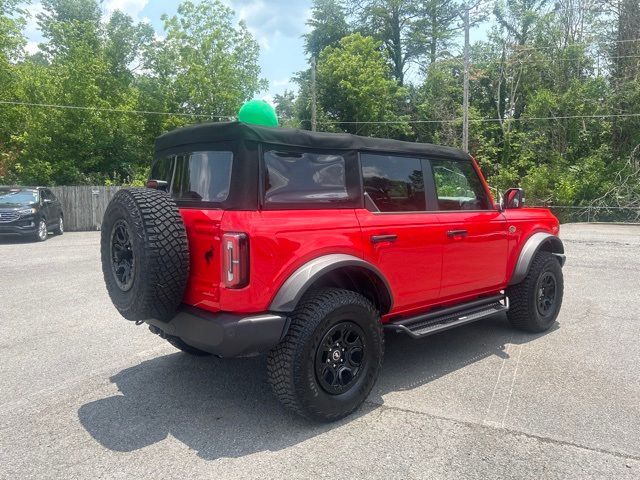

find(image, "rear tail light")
[222,232,249,288]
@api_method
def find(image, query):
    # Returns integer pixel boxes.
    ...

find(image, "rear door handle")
[447,229,468,238]
[371,234,397,244]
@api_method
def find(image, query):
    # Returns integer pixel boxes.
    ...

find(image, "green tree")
[0,0,28,180]
[409,0,461,66]
[304,0,351,59]
[317,33,411,137]
[273,90,299,127]
[350,0,420,85]
[152,0,267,118]
[493,0,549,46]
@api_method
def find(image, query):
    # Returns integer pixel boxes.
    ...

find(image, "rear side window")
[173,151,233,202]
[150,156,174,183]
[361,154,426,212]
[151,151,233,203]
[431,159,489,210]
[264,149,355,207]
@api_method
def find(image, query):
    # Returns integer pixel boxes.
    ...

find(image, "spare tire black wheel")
[101,188,190,322]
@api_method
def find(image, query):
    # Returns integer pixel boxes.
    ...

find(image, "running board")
[385,294,509,338]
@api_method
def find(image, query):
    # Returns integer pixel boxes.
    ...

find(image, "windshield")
[0,189,39,205]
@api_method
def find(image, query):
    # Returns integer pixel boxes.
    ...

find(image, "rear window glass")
[152,151,233,203]
[264,149,348,205]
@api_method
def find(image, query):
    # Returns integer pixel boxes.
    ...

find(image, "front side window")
[42,189,55,202]
[431,159,490,211]
[264,149,349,206]
[361,154,426,212]
[151,151,233,203]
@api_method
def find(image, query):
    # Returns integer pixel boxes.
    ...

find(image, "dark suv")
[0,187,64,241]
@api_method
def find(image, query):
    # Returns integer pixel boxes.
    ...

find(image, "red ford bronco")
[101,121,565,421]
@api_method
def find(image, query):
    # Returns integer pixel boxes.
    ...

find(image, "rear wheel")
[267,288,384,422]
[507,251,564,332]
[53,216,64,235]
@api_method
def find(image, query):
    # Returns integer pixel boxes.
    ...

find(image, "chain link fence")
[539,205,640,224]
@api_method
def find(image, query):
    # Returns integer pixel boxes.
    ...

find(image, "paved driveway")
[1,224,639,479]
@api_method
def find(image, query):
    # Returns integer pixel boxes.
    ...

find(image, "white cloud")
[25,41,40,55]
[229,0,309,39]
[103,0,149,20]
[273,78,291,88]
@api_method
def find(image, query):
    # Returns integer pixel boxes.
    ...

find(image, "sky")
[23,0,488,104]
[23,0,313,103]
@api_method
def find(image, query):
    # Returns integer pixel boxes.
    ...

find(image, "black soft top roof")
[155,121,470,160]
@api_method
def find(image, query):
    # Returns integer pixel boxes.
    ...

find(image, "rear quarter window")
[263,148,360,209]
[151,151,233,203]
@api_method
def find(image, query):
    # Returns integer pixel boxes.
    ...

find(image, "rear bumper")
[146,306,289,357]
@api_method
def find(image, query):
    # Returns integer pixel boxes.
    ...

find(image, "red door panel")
[438,211,508,300]
[356,209,443,317]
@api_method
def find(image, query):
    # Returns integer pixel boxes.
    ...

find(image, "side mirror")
[501,188,525,210]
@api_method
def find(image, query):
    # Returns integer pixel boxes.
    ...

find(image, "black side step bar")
[385,294,509,338]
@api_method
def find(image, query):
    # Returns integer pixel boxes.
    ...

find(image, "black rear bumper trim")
[145,306,288,357]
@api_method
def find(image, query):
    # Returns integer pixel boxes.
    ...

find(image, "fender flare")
[269,254,393,313]
[509,232,566,285]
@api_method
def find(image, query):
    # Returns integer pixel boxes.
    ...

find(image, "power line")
[0,100,234,119]
[301,112,640,125]
[4,100,638,126]
[507,38,640,53]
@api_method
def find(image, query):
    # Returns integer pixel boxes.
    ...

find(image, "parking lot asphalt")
[1,223,639,479]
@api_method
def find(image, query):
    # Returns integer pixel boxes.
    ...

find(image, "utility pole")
[311,56,317,132]
[462,4,470,152]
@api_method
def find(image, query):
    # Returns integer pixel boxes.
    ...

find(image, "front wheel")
[507,251,564,332]
[267,288,384,422]
[34,218,48,242]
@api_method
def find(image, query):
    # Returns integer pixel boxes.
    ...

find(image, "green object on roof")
[237,99,279,127]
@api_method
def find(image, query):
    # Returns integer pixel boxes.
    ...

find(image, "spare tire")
[101,188,189,322]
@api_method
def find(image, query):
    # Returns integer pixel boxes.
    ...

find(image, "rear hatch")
[179,208,224,311]
[150,150,235,312]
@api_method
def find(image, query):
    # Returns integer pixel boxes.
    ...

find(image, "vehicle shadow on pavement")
[78,313,556,460]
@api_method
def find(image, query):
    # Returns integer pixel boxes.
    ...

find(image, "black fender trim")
[269,254,393,313]
[509,232,565,285]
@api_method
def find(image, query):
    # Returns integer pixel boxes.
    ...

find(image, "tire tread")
[267,288,383,421]
[100,188,189,322]
[507,250,563,332]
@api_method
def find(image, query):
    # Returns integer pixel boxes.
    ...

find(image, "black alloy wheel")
[110,219,135,291]
[315,322,366,395]
[267,288,384,422]
[536,271,557,318]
